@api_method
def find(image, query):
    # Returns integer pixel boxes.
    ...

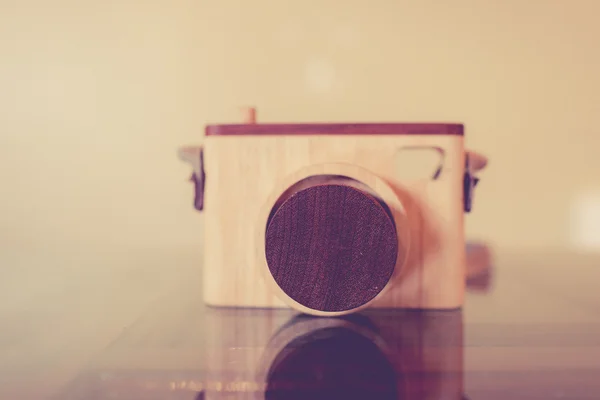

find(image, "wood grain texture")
[203,134,465,312]
[265,179,398,313]
[4,249,600,399]
[205,123,464,136]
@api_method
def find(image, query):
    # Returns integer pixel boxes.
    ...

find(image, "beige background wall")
[1,0,599,254]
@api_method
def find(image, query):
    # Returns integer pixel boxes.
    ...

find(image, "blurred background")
[1,0,599,256]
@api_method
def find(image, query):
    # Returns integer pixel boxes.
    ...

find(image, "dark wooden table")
[1,244,599,399]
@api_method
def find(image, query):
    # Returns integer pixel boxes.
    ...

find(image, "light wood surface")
[202,133,467,313]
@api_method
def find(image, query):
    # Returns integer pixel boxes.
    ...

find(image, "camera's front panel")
[203,133,465,313]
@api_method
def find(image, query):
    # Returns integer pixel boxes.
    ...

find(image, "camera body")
[180,116,485,316]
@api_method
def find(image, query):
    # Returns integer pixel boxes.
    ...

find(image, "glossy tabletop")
[1,243,600,399]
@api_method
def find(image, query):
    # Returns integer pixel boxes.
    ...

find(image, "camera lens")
[265,175,398,313]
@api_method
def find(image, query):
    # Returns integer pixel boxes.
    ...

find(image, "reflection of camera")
[203,309,464,399]
[180,113,486,316]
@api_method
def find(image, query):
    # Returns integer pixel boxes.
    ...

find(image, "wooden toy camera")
[179,108,486,316]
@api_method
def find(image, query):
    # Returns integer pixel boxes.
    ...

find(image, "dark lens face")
[265,327,399,400]
[265,179,398,313]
